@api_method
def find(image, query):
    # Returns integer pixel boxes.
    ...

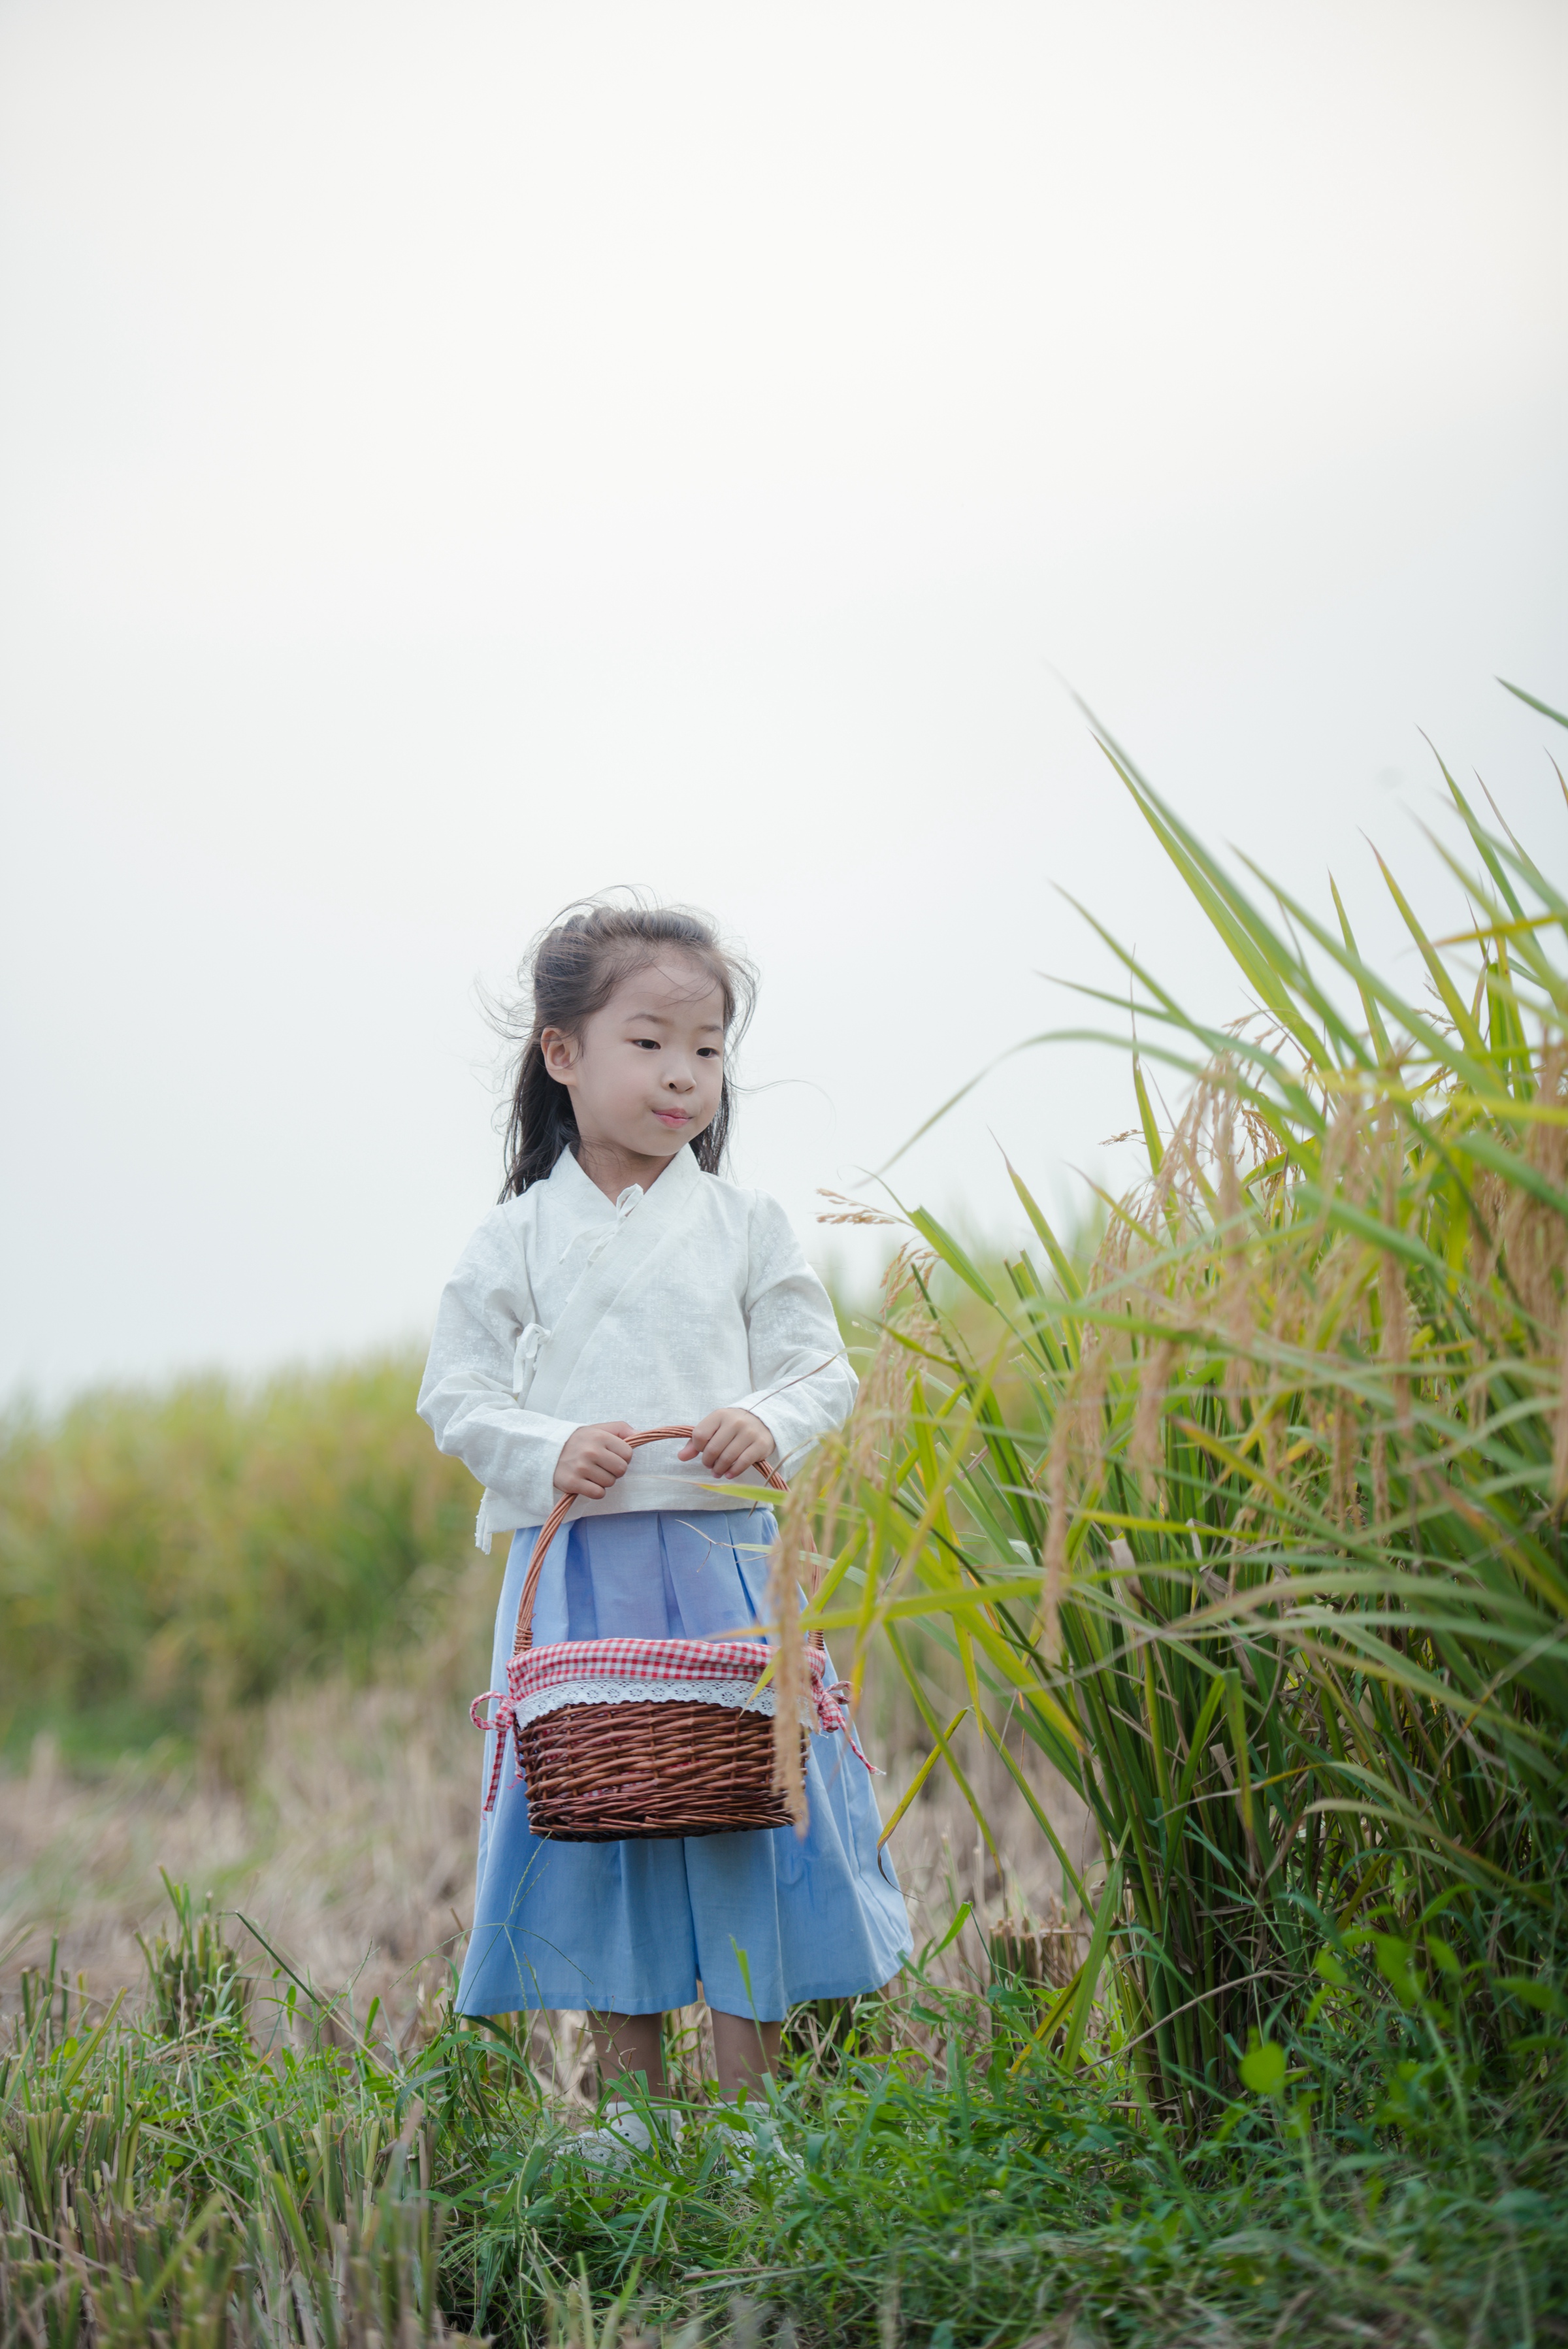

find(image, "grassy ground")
[0,1684,1105,2348]
[5,1877,1563,2348]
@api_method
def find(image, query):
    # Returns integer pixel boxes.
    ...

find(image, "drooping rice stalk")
[787,688,1568,2126]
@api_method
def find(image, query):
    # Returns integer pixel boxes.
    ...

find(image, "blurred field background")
[0,1345,1094,2041]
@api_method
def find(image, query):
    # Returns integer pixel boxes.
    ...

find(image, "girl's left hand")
[678,1408,776,1481]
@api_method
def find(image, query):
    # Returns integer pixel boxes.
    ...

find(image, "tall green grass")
[781,687,1568,2129]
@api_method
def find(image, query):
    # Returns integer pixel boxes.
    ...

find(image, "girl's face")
[542,955,727,1172]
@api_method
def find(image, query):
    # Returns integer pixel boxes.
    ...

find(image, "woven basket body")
[473,1425,827,1844]
[519,1699,805,1841]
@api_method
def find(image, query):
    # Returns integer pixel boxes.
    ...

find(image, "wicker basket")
[472,1424,837,1842]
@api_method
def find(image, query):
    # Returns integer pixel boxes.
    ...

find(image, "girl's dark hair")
[498,895,757,1197]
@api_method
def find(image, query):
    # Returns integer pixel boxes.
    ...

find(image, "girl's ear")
[539,1027,580,1086]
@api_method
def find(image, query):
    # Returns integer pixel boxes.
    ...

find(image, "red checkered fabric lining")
[513,1635,828,1699]
[471,1634,861,1813]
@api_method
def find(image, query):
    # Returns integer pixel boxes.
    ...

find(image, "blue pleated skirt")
[456,1507,912,2021]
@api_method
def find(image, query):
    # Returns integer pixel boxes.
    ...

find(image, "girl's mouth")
[654,1109,691,1127]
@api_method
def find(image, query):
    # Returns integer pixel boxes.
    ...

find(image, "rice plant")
[783,685,1568,2131]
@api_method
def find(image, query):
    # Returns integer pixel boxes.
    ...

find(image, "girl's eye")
[632,1038,659,1050]
[698,1047,722,1059]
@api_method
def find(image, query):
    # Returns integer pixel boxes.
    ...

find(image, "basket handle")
[510,1425,796,1658]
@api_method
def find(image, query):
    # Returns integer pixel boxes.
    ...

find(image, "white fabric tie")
[511,1322,553,1397]
[585,1183,644,1267]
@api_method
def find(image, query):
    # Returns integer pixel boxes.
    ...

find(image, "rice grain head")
[1130,1339,1177,1483]
[1553,1307,1568,1506]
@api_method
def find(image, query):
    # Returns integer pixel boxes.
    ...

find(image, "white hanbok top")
[417,1142,855,1548]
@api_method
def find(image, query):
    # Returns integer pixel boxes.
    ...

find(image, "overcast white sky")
[2,0,1565,1402]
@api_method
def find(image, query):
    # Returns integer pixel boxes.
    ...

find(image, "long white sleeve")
[416,1211,580,1530]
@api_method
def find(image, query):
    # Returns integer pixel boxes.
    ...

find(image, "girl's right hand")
[552,1421,636,1500]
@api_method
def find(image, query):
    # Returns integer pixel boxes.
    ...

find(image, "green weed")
[3,1881,1563,2347]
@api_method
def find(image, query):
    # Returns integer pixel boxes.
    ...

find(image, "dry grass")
[0,1684,474,2042]
[0,1664,1096,2063]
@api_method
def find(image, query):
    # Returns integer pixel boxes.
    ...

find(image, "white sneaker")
[571,2098,656,2172]
[708,2105,802,2178]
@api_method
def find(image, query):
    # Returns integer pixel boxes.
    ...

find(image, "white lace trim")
[512,1677,817,1732]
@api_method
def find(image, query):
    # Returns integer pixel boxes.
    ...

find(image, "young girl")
[419,900,909,2151]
